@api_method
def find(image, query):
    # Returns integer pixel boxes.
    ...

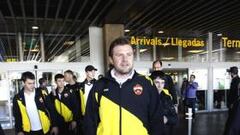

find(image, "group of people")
[11,36,201,135]
[13,64,97,135]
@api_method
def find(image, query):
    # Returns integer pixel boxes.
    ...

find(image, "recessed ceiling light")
[158,30,164,34]
[140,49,148,53]
[32,26,39,30]
[161,57,175,60]
[188,50,205,53]
[162,43,170,46]
[217,33,222,36]
[124,29,130,32]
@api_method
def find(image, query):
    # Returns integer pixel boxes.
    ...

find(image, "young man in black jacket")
[150,71,178,135]
[13,71,58,135]
[84,37,163,135]
[50,74,78,135]
[152,60,178,106]
[64,70,83,134]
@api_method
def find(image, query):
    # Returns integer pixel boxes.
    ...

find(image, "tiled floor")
[3,111,228,135]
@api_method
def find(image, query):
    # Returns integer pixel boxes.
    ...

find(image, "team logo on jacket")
[133,84,143,95]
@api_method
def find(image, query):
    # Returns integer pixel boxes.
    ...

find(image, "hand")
[69,121,77,130]
[163,116,168,124]
[50,127,58,135]
[17,132,24,135]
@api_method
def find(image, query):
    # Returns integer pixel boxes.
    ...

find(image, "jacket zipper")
[119,83,122,135]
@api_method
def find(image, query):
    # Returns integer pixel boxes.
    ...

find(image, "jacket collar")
[105,69,138,83]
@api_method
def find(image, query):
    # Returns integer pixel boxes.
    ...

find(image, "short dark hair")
[21,71,35,82]
[39,78,46,85]
[150,71,166,81]
[190,74,196,79]
[152,60,163,68]
[64,70,74,76]
[55,74,64,81]
[108,36,133,57]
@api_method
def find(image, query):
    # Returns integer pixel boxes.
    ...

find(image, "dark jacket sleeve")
[0,124,4,135]
[227,78,240,108]
[70,92,80,122]
[43,93,58,127]
[12,95,23,133]
[149,84,164,135]
[84,84,100,135]
[166,75,178,104]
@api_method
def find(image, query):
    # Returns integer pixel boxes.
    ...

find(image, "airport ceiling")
[0,0,240,60]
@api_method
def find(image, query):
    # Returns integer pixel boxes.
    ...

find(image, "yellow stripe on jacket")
[17,100,51,134]
[97,95,149,135]
[38,110,51,134]
[54,99,73,122]
[17,100,31,132]
[162,89,173,100]
[80,90,85,115]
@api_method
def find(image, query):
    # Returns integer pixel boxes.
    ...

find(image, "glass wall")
[189,69,208,111]
[0,72,11,129]
[213,68,231,110]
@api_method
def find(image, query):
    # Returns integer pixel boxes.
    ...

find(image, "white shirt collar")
[111,68,135,84]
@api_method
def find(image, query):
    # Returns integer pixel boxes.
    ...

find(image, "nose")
[122,54,128,62]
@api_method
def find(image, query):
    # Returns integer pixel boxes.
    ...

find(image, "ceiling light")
[63,41,75,46]
[158,31,164,34]
[236,51,240,54]
[217,33,222,36]
[188,50,205,53]
[124,29,130,32]
[32,26,39,30]
[161,57,175,60]
[31,49,39,52]
[140,49,148,53]
[162,43,170,46]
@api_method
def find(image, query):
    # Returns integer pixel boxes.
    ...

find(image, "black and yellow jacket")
[50,87,79,125]
[66,82,84,118]
[84,71,163,135]
[159,89,178,125]
[13,88,57,134]
[79,79,96,116]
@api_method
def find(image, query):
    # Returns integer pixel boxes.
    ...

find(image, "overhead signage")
[222,37,240,48]
[130,36,205,48]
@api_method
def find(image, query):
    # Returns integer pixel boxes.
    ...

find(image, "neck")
[58,87,64,93]
[114,69,133,80]
[69,80,76,85]
[158,89,163,94]
[86,77,93,82]
[24,88,34,94]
